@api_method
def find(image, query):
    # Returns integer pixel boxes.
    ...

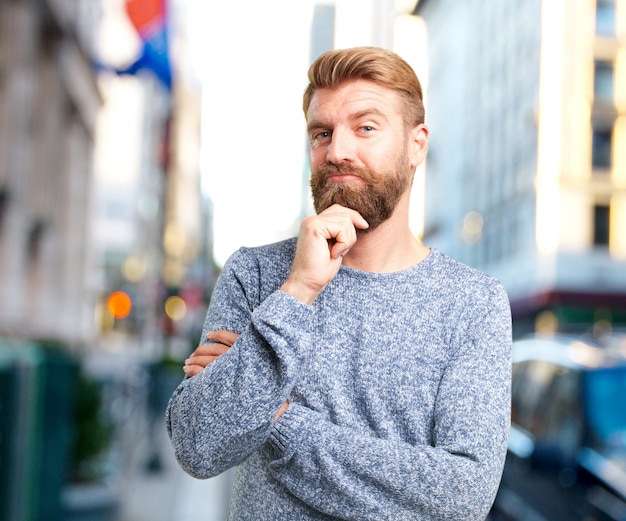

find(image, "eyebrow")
[351,107,389,122]
[307,107,390,133]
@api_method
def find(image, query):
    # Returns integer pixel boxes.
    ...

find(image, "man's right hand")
[281,204,368,305]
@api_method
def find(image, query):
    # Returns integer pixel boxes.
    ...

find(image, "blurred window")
[592,128,612,169]
[532,367,582,454]
[511,360,557,434]
[593,204,610,246]
[0,187,7,230]
[584,368,626,450]
[596,0,616,36]
[594,61,614,102]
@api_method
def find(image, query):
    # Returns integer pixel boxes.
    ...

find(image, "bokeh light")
[107,291,133,319]
[164,295,187,321]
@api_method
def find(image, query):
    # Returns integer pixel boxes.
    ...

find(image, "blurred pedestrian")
[167,46,512,520]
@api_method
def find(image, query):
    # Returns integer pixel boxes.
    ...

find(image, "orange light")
[107,291,132,319]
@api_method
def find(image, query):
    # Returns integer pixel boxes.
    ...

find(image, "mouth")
[327,173,363,183]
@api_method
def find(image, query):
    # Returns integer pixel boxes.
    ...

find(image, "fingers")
[183,346,226,376]
[283,205,369,304]
[183,330,240,376]
[206,329,240,347]
[314,205,369,258]
[183,363,207,378]
[322,204,369,231]
[275,401,289,421]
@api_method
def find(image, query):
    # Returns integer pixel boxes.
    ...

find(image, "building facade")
[0,0,101,345]
[0,0,210,354]
[415,0,626,337]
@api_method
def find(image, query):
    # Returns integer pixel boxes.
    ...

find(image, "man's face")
[306,79,423,231]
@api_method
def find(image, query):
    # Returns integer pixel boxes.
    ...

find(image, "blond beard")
[310,151,413,231]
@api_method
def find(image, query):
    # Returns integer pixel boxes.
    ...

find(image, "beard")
[310,150,413,232]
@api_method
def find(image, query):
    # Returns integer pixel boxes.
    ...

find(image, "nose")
[326,128,355,165]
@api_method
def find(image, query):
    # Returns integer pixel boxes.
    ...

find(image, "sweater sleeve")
[265,284,512,521]
[166,249,314,479]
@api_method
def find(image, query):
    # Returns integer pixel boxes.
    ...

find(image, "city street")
[118,422,233,521]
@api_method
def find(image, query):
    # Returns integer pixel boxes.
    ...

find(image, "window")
[0,187,7,231]
[592,128,612,169]
[532,367,582,458]
[594,204,610,246]
[594,60,614,102]
[511,361,557,434]
[596,0,616,36]
[584,368,626,450]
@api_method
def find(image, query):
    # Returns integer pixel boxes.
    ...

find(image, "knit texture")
[166,238,512,520]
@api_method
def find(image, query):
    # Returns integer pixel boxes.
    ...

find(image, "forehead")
[306,79,404,123]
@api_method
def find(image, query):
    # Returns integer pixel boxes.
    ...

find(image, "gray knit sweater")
[166,238,512,520]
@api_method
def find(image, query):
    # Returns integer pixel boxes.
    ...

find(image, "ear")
[408,124,429,169]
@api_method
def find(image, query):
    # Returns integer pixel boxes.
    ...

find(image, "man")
[167,46,512,520]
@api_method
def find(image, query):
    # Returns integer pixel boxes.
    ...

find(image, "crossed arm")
[184,329,289,421]
[169,286,511,520]
[182,204,368,419]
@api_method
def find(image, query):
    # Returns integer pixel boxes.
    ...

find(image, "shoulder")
[221,237,297,288]
[426,249,509,308]
[227,237,296,270]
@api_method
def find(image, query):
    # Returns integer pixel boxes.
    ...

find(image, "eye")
[312,130,331,142]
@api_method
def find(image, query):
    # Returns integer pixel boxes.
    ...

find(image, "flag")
[120,0,172,90]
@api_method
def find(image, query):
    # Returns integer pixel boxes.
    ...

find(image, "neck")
[341,196,430,273]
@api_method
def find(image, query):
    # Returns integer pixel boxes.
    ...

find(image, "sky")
[185,0,319,266]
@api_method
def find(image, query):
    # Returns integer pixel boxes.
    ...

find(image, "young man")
[167,47,512,520]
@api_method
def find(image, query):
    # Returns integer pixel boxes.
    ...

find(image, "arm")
[166,204,367,479]
[265,286,512,521]
[184,332,289,420]
[166,258,314,478]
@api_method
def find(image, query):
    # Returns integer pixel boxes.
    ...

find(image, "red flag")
[125,0,165,37]
[120,0,172,89]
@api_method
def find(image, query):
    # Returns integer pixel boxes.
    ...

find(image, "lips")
[327,173,363,183]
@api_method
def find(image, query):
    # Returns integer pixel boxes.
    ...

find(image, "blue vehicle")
[490,335,626,521]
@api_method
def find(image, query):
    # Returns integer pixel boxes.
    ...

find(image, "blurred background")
[0,0,624,520]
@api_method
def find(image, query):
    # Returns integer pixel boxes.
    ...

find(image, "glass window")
[594,205,610,246]
[511,360,557,434]
[584,368,626,449]
[594,61,614,102]
[532,368,582,455]
[596,0,616,36]
[592,128,612,169]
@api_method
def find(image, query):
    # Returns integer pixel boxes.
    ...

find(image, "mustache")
[313,162,373,183]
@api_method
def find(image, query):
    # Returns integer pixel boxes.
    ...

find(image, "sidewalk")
[81,345,235,521]
[117,422,234,521]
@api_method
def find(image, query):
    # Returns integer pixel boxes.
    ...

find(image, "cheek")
[309,147,326,168]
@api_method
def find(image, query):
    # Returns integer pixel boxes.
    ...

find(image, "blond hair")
[303,46,425,127]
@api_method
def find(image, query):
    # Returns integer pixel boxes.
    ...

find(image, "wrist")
[280,278,320,306]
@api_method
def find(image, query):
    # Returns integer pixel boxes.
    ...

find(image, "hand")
[281,204,368,305]
[183,330,239,377]
[275,401,289,421]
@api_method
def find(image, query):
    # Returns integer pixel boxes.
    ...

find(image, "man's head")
[304,47,428,231]
[303,46,425,129]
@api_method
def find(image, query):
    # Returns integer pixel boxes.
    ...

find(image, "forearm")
[265,293,512,520]
[167,290,314,478]
[266,400,507,521]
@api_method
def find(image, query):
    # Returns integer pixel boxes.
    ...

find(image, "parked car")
[490,335,626,521]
